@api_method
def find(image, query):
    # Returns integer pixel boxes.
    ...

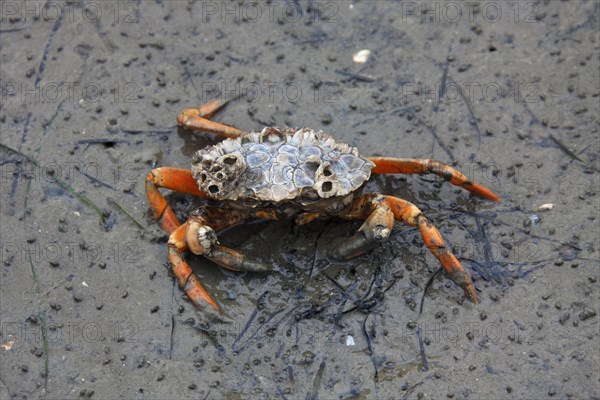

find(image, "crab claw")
[206,246,272,273]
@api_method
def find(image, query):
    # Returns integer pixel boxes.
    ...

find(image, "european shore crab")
[146,100,500,314]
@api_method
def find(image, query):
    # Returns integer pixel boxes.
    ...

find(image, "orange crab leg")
[145,167,210,233]
[332,193,478,303]
[168,221,220,312]
[162,208,280,313]
[193,98,229,118]
[369,157,500,201]
[177,100,248,138]
[384,195,478,303]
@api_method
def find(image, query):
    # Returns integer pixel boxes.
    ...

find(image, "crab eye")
[321,181,332,192]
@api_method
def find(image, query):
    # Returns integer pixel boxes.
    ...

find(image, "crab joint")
[187,221,217,255]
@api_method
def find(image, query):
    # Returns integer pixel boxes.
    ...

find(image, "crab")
[145,100,500,315]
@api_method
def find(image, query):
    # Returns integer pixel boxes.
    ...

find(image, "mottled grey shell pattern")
[191,127,374,202]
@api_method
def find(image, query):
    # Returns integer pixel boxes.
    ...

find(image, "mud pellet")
[579,308,597,321]
[302,351,316,365]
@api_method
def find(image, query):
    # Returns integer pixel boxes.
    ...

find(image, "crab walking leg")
[369,157,501,201]
[145,167,210,233]
[331,193,478,303]
[384,195,479,304]
[167,221,221,312]
[164,208,280,313]
[177,100,248,139]
[192,98,229,118]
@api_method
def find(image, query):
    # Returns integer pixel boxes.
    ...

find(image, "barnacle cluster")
[191,127,374,202]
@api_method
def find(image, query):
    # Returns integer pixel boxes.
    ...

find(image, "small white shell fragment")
[82,281,89,287]
[1,340,15,350]
[346,335,355,346]
[530,214,540,226]
[352,49,371,63]
[538,203,555,211]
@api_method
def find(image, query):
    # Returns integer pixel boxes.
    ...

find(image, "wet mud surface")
[1,1,599,399]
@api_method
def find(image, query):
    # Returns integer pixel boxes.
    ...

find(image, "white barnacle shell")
[192,126,374,202]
